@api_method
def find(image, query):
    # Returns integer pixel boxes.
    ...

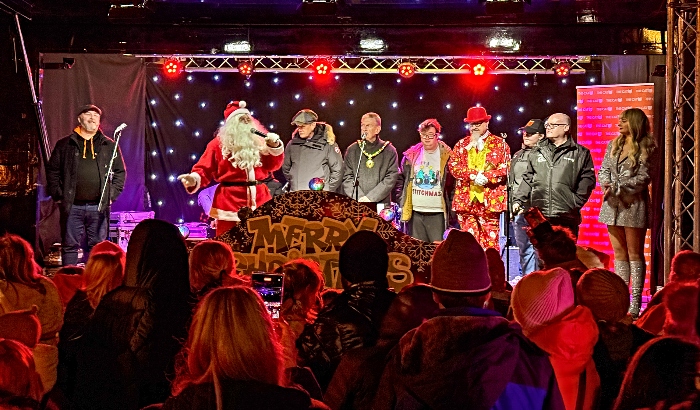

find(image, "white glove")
[265,132,282,147]
[177,173,197,187]
[474,172,488,187]
[512,202,523,215]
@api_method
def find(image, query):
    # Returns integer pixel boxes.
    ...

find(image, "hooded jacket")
[283,122,343,192]
[514,137,596,223]
[524,306,600,410]
[46,130,126,213]
[373,307,565,410]
[72,220,193,410]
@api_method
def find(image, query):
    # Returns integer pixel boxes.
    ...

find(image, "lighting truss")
[664,1,700,281]
[134,54,591,75]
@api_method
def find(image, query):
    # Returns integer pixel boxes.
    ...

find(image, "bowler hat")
[463,106,491,123]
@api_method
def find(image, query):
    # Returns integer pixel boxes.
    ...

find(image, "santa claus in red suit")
[178,101,284,235]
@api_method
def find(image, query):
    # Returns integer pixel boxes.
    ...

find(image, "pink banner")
[576,83,655,295]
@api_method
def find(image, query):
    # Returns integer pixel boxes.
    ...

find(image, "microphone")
[115,123,127,133]
[250,128,268,138]
[361,133,367,140]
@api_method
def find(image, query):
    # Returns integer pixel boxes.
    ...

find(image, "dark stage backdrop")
[146,69,596,223]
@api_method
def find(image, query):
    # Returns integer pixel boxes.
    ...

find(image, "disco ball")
[308,177,325,191]
[177,224,190,239]
[379,207,396,222]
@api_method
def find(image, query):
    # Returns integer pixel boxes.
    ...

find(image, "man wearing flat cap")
[509,119,545,275]
[373,229,564,409]
[448,106,510,251]
[46,104,126,266]
[282,109,343,192]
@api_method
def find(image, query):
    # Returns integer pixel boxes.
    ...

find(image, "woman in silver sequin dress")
[598,108,656,318]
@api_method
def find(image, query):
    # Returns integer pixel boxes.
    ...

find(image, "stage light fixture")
[553,61,571,78]
[237,61,254,77]
[312,58,332,76]
[473,63,487,76]
[223,41,252,54]
[398,62,416,78]
[163,58,183,76]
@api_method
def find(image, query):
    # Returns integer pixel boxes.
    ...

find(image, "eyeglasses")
[544,123,567,129]
[420,133,438,139]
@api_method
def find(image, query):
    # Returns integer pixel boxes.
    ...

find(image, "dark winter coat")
[283,123,343,192]
[514,137,596,224]
[373,307,565,410]
[46,130,126,213]
[71,220,192,410]
[296,281,396,391]
[162,378,321,410]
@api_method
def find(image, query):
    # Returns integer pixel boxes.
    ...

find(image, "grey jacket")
[342,137,399,204]
[514,137,596,224]
[282,123,343,192]
[598,141,655,228]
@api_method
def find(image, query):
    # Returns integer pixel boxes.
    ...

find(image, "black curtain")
[38,54,146,254]
[146,68,593,223]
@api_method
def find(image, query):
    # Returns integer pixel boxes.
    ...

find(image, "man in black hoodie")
[46,104,126,266]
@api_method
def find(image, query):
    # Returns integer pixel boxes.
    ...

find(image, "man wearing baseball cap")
[448,106,511,251]
[374,230,563,409]
[509,119,545,275]
[282,109,343,192]
[46,104,126,266]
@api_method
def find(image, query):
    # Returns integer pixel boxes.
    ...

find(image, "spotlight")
[398,62,416,78]
[360,38,386,52]
[163,58,183,77]
[473,63,487,76]
[553,61,571,78]
[237,61,254,76]
[312,58,332,76]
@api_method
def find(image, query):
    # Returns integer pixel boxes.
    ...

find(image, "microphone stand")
[99,125,125,242]
[352,136,366,202]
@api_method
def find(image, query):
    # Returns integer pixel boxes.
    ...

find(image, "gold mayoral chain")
[359,140,391,168]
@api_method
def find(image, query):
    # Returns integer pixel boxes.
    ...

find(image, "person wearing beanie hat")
[297,230,396,391]
[178,100,284,235]
[282,108,343,193]
[341,112,399,205]
[373,229,564,410]
[512,268,600,410]
[448,105,510,251]
[396,118,454,243]
[46,104,126,266]
[576,268,655,410]
[509,119,545,276]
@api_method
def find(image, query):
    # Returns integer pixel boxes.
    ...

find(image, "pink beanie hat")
[512,268,575,335]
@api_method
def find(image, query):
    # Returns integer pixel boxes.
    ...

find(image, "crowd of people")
[11,100,666,409]
[2,225,700,410]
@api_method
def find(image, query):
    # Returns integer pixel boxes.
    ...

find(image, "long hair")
[614,337,700,410]
[611,108,655,169]
[218,114,266,170]
[188,240,239,293]
[0,234,42,287]
[275,259,324,306]
[82,252,125,309]
[0,338,44,405]
[171,286,284,401]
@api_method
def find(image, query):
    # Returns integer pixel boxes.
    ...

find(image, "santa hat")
[224,100,250,121]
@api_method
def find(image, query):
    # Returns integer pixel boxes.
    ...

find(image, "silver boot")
[614,260,631,283]
[629,260,646,318]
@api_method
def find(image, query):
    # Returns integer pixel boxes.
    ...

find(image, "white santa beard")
[220,116,264,170]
